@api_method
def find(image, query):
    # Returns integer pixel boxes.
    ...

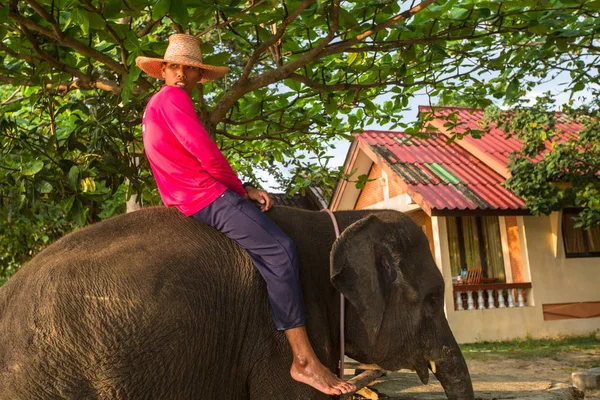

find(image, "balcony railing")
[453,282,533,311]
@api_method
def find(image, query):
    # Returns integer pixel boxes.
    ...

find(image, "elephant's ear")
[330,214,400,341]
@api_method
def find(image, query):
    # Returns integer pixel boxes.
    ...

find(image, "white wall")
[439,214,600,343]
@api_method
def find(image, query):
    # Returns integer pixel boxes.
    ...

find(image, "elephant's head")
[331,211,474,399]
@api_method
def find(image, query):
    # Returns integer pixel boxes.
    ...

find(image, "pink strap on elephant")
[320,208,345,380]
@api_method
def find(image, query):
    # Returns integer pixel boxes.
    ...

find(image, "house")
[330,106,600,343]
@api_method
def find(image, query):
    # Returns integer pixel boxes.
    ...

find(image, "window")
[562,211,600,258]
[447,216,506,282]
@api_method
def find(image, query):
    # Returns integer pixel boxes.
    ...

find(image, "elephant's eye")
[424,292,442,313]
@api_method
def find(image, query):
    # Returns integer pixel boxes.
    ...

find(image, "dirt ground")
[348,349,600,400]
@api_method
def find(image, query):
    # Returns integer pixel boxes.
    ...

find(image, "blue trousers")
[191,189,306,330]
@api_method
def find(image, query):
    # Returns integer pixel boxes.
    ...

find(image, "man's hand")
[243,186,273,212]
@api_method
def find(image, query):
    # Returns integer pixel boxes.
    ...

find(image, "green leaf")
[505,78,520,100]
[431,44,449,58]
[586,0,600,9]
[273,150,283,163]
[451,7,470,20]
[121,65,141,103]
[88,13,106,30]
[338,7,359,29]
[401,45,416,62]
[106,22,129,41]
[527,20,549,35]
[59,196,75,214]
[67,165,79,190]
[124,31,142,52]
[104,0,126,17]
[255,26,272,42]
[202,52,230,66]
[283,79,301,92]
[35,180,53,194]
[72,198,86,226]
[22,160,44,176]
[0,5,8,22]
[170,0,188,25]
[324,100,337,115]
[71,8,90,36]
[555,38,569,51]
[152,0,171,20]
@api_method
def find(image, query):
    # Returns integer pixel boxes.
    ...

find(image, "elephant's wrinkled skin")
[0,206,474,399]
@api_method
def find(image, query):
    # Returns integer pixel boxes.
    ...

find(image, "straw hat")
[135,34,228,83]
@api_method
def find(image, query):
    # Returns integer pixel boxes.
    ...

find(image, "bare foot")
[290,357,356,395]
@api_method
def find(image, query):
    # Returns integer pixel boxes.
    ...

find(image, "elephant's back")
[0,207,269,399]
[14,206,253,282]
[2,206,267,324]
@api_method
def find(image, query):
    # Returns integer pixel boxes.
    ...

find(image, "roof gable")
[354,130,526,215]
[333,106,584,215]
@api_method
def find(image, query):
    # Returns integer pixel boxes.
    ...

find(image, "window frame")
[447,216,506,281]
[562,209,600,259]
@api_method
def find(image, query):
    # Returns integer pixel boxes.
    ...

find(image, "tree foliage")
[486,94,600,229]
[0,85,159,275]
[1,0,599,276]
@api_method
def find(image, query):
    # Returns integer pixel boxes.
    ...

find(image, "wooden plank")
[340,370,385,400]
[543,302,600,321]
[344,363,382,371]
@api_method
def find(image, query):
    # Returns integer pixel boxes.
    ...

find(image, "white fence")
[453,283,532,311]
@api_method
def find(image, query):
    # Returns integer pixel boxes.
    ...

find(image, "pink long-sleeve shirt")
[142,85,246,216]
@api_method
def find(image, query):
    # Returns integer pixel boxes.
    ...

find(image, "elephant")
[0,206,474,399]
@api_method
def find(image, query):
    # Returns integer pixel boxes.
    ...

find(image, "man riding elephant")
[134,33,353,396]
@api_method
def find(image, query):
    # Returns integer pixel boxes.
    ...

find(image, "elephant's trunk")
[431,323,474,399]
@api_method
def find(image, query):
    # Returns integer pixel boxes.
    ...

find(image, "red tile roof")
[356,130,526,213]
[418,106,582,168]
[354,106,585,214]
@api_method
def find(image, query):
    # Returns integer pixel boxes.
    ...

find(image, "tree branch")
[8,10,128,75]
[22,0,62,38]
[9,28,122,93]
[0,43,38,63]
[211,0,338,125]
[225,93,316,126]
[20,25,91,82]
[289,66,478,92]
[197,0,267,37]
[169,16,184,33]
[334,30,502,53]
[137,17,161,38]
[0,74,30,86]
[321,0,440,57]
[80,0,128,65]
[0,73,120,92]
[217,127,305,141]
[211,0,431,125]
[54,79,121,93]
[1,87,22,106]
[239,0,315,84]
